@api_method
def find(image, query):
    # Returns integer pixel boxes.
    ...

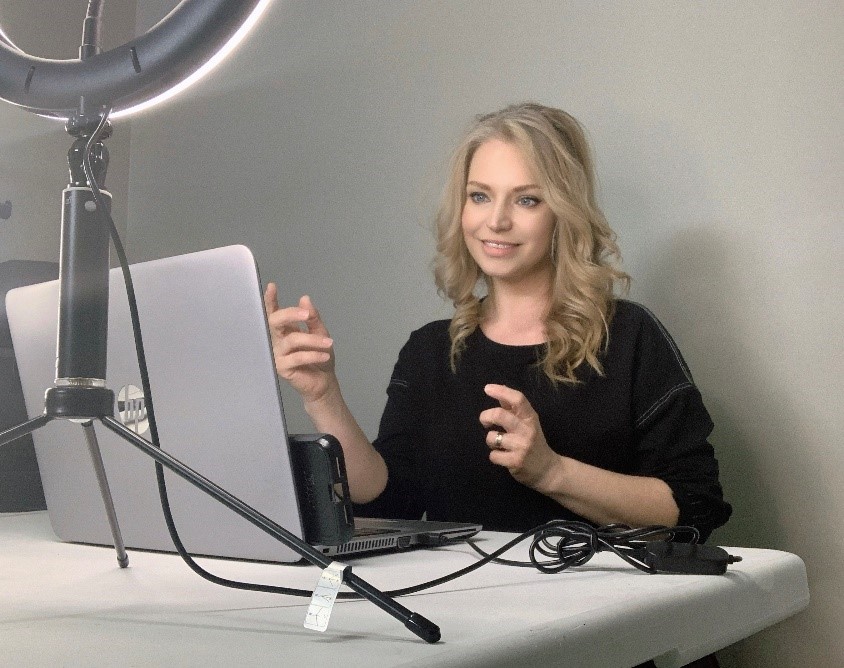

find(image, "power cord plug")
[636,541,742,575]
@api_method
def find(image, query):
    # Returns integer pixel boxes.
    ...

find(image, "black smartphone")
[289,433,354,546]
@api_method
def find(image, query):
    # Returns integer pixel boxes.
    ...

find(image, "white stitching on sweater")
[635,382,693,428]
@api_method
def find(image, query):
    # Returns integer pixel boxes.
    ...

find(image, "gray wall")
[4,2,842,666]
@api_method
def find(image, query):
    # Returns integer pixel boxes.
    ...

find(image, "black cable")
[467,522,701,575]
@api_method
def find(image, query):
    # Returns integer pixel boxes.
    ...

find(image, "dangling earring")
[550,224,559,266]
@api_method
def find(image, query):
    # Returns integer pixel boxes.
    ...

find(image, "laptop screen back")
[7,245,306,563]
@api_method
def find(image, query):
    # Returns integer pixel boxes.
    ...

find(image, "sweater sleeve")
[351,326,432,520]
[627,304,732,541]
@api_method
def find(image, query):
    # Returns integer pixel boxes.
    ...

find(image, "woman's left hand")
[479,383,561,492]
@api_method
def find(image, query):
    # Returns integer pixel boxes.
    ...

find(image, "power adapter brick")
[639,542,742,575]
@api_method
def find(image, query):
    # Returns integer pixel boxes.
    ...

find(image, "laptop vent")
[336,537,395,555]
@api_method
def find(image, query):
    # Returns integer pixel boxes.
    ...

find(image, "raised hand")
[479,383,560,492]
[263,283,336,403]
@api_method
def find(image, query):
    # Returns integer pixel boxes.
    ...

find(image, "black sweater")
[355,300,731,540]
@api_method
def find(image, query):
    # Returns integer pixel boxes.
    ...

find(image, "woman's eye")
[468,191,489,204]
[518,196,540,207]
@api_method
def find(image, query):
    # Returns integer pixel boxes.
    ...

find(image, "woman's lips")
[482,240,518,256]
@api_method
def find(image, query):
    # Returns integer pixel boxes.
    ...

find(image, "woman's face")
[461,138,557,289]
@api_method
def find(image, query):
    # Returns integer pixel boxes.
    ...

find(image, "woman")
[264,103,731,540]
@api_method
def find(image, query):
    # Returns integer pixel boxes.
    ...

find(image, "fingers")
[278,349,332,376]
[484,429,521,470]
[264,283,305,337]
[261,290,336,399]
[266,304,311,337]
[479,384,540,453]
[272,325,334,383]
[264,292,334,374]
[484,383,530,416]
[299,295,331,338]
[263,282,279,315]
[486,429,508,451]
[277,330,333,359]
[479,406,520,433]
[480,385,556,490]
[265,293,329,337]
[480,384,536,429]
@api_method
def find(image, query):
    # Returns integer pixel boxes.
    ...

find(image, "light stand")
[0,1,440,643]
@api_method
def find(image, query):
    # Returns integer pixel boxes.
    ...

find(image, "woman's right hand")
[263,283,336,404]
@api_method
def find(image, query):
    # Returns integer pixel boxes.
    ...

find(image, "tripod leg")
[81,420,129,568]
[0,413,52,448]
[99,415,441,643]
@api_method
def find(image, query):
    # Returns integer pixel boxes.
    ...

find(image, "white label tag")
[304,561,349,633]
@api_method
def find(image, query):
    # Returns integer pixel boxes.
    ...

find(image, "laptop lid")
[7,245,306,562]
[7,245,481,562]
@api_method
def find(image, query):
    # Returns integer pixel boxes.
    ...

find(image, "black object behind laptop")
[291,433,482,556]
[0,260,58,512]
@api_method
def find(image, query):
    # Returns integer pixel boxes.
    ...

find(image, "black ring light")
[0,0,266,117]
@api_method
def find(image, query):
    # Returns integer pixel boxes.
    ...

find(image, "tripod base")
[0,410,127,568]
[45,386,113,420]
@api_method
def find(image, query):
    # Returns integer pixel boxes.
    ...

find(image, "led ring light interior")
[0,0,271,119]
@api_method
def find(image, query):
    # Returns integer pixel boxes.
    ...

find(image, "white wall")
[7,1,840,666]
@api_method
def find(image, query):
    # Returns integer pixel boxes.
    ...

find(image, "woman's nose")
[486,203,512,231]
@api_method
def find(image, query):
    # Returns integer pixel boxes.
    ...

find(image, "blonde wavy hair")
[433,102,630,384]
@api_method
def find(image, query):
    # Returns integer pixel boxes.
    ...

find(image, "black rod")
[80,0,105,60]
[0,413,53,448]
[55,121,112,383]
[56,192,110,381]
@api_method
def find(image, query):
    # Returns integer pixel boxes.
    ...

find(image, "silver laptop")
[6,245,480,563]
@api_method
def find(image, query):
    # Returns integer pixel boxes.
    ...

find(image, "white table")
[0,511,808,667]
